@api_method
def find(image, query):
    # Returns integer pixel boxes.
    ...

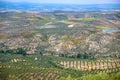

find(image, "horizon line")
[1,1,120,5]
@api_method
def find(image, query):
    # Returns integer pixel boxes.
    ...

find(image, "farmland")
[0,54,120,80]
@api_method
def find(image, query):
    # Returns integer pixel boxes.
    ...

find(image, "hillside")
[0,11,120,58]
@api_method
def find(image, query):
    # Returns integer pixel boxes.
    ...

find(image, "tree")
[39,51,43,56]
[76,53,81,58]
[17,48,27,56]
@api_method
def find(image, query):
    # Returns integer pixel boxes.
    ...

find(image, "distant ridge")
[0,1,120,12]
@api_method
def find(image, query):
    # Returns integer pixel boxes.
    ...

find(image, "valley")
[0,10,120,80]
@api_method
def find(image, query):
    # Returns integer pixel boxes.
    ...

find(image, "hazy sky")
[1,0,120,4]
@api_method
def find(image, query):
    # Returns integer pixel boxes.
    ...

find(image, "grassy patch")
[61,20,74,24]
[0,33,9,39]
[95,25,110,30]
[20,30,36,38]
[69,18,95,22]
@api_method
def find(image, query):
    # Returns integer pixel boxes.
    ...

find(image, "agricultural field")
[0,53,120,80]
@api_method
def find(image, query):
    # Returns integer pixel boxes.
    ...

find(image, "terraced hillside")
[0,54,120,80]
[57,59,120,72]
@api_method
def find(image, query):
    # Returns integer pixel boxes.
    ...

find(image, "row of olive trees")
[59,51,94,59]
[0,48,27,56]
[59,59,120,72]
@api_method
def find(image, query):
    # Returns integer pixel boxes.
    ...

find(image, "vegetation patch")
[69,18,95,22]
[0,33,9,39]
[95,25,110,30]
